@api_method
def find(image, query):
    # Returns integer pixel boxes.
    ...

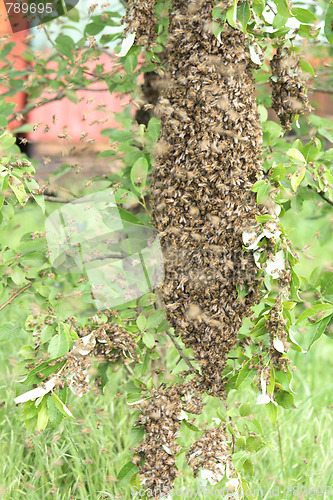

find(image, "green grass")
[1,329,333,499]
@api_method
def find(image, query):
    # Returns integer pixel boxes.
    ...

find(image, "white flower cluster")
[256,370,278,406]
[242,215,285,280]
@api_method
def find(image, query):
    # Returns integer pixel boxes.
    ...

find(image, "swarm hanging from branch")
[151,0,265,398]
[269,46,311,130]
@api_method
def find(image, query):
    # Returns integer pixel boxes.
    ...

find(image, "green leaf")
[273,13,288,29]
[11,267,26,285]
[37,403,49,431]
[47,395,64,428]
[299,59,315,77]
[136,314,147,331]
[48,330,72,359]
[233,451,251,469]
[324,3,333,43]
[18,345,35,359]
[226,0,238,29]
[246,435,263,452]
[22,400,39,420]
[52,393,74,418]
[237,1,251,32]
[55,34,75,59]
[12,124,34,134]
[287,148,306,164]
[66,7,80,22]
[296,304,333,324]
[22,360,65,386]
[138,293,157,307]
[262,120,282,145]
[252,0,265,18]
[146,310,165,330]
[239,402,252,417]
[292,316,331,352]
[0,132,16,149]
[117,461,139,484]
[142,331,155,349]
[275,390,296,409]
[290,165,305,192]
[85,22,105,36]
[236,361,255,388]
[97,150,117,158]
[9,177,26,205]
[273,0,291,18]
[250,317,267,338]
[101,128,133,141]
[265,402,278,426]
[129,426,145,446]
[183,420,200,432]
[291,7,316,24]
[298,24,319,38]
[147,117,161,142]
[130,157,148,192]
[257,104,268,123]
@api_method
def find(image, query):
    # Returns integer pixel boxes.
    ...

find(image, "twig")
[229,417,236,454]
[309,87,333,95]
[44,195,74,203]
[51,185,79,198]
[308,185,333,207]
[8,91,65,123]
[266,2,277,15]
[165,329,199,374]
[0,280,34,313]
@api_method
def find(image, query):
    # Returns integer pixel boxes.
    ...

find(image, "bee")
[88,3,98,15]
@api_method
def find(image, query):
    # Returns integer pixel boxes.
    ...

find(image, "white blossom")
[200,464,224,485]
[265,250,285,278]
[226,477,239,490]
[72,332,96,356]
[242,229,263,250]
[256,370,278,406]
[178,410,188,420]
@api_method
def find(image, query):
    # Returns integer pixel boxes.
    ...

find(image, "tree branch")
[44,195,74,203]
[8,91,65,123]
[308,185,333,207]
[165,329,199,374]
[0,280,34,313]
[309,87,333,95]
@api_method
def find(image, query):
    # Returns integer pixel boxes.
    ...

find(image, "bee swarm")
[151,0,265,397]
[269,47,310,130]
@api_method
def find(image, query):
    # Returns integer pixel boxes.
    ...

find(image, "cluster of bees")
[151,0,265,398]
[40,321,139,398]
[186,424,235,485]
[132,380,203,491]
[269,47,310,130]
[122,0,158,49]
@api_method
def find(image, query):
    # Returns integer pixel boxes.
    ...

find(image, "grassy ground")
[1,332,333,499]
